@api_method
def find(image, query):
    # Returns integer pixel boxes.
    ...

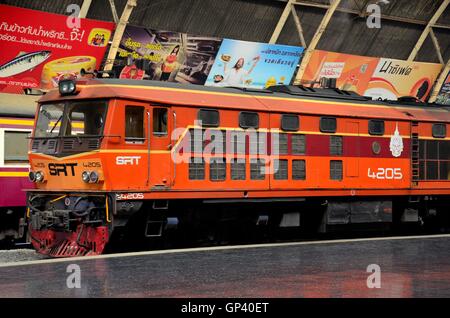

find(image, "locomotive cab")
[30,101,172,190]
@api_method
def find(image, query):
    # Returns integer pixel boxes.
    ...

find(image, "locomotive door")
[149,105,172,189]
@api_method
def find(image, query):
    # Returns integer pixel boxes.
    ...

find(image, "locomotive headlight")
[89,171,99,183]
[35,171,45,183]
[28,171,36,182]
[59,79,76,96]
[82,170,102,183]
[81,171,91,183]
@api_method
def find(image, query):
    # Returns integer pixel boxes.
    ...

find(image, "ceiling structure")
[2,0,450,99]
[3,0,449,63]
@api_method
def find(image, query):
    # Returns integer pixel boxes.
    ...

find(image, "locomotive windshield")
[35,103,64,137]
[35,100,108,138]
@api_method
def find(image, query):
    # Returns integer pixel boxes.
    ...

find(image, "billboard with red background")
[0,4,114,94]
[294,50,380,95]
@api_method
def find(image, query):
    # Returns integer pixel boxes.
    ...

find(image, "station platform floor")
[1,234,450,297]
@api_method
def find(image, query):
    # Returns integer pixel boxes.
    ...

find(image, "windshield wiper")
[43,115,63,144]
[49,115,63,135]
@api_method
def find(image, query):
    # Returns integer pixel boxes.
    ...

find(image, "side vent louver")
[32,140,39,151]
[47,140,57,151]
[88,139,100,149]
[63,139,74,150]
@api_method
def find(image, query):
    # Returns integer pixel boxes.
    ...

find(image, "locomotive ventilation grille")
[31,140,39,151]
[63,139,74,150]
[88,139,100,149]
[47,140,57,151]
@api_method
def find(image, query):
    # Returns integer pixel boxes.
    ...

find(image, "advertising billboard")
[295,49,442,102]
[294,50,380,95]
[114,25,222,85]
[204,39,303,89]
[0,4,114,94]
[365,58,442,101]
[435,71,450,105]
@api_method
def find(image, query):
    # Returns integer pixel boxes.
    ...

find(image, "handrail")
[146,110,151,186]
[172,111,176,186]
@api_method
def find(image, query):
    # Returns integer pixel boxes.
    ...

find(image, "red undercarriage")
[30,225,109,257]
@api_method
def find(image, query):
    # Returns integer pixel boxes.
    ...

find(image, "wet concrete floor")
[1,235,449,297]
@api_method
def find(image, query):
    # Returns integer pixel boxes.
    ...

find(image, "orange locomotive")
[27,79,450,257]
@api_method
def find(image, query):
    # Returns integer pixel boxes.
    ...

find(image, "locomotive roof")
[0,93,39,118]
[38,79,450,123]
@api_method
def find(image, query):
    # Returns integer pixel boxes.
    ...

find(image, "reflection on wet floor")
[1,236,450,297]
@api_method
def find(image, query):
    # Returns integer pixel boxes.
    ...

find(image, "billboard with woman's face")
[204,39,303,89]
[114,25,222,85]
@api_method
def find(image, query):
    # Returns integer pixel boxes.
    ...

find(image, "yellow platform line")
[0,171,28,177]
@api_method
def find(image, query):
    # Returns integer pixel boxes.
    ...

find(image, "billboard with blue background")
[204,39,303,89]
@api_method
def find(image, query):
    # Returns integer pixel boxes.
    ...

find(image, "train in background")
[26,78,450,257]
[0,93,37,244]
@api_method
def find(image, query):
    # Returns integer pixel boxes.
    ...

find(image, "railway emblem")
[389,123,403,157]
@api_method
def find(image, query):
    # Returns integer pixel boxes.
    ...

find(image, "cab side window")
[125,106,145,142]
[153,108,168,135]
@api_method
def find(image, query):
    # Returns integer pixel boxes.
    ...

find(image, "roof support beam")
[290,3,307,47]
[78,0,92,18]
[269,0,307,47]
[294,0,341,83]
[428,59,450,103]
[429,28,444,64]
[108,0,120,24]
[290,1,450,30]
[433,23,450,30]
[269,0,295,44]
[103,0,137,73]
[407,0,449,61]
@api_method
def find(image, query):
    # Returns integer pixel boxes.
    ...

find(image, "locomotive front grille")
[88,139,100,149]
[63,139,75,150]
[31,140,39,151]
